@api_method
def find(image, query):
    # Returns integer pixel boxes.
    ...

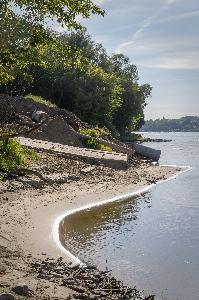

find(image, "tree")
[27,32,152,136]
[110,54,139,82]
[1,0,104,31]
[0,0,104,85]
[110,54,152,136]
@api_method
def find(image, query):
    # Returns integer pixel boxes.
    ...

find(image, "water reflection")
[59,193,152,263]
[59,132,199,300]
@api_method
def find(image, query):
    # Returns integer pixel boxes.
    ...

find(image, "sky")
[59,0,199,120]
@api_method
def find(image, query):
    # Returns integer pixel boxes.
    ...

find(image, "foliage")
[0,137,37,173]
[110,54,152,136]
[0,0,104,85]
[140,116,199,132]
[79,128,112,152]
[28,31,152,136]
[31,63,123,132]
[0,5,152,137]
[24,94,57,108]
[1,0,105,31]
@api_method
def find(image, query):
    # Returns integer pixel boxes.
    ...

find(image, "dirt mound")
[0,94,130,149]
[29,117,83,146]
[0,94,89,129]
[0,94,88,146]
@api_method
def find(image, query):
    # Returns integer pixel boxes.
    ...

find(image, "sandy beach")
[0,148,185,299]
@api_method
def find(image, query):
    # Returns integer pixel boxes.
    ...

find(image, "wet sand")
[0,150,185,299]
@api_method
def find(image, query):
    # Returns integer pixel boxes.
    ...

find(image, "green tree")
[110,54,152,136]
[0,0,104,85]
[28,32,152,136]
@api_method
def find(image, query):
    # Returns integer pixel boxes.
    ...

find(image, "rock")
[32,110,47,123]
[71,263,80,270]
[68,175,80,181]
[62,279,75,286]
[50,272,63,278]
[80,166,96,174]
[37,273,48,279]
[0,294,16,300]
[89,295,98,300]
[55,266,63,272]
[67,285,86,293]
[0,283,10,288]
[99,291,108,297]
[12,285,29,296]
[73,293,88,299]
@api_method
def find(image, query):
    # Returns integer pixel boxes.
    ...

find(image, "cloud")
[116,36,199,70]
[154,77,199,82]
[151,54,199,70]
[93,0,108,5]
[136,0,175,36]
[133,51,199,70]
[114,0,199,70]
[118,37,198,54]
[155,10,199,23]
[117,0,176,53]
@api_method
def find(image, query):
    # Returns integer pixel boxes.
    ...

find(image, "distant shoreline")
[140,116,199,132]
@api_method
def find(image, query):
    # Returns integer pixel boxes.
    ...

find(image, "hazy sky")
[64,0,199,120]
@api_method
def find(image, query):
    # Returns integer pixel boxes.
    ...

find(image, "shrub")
[0,137,38,173]
[79,127,112,152]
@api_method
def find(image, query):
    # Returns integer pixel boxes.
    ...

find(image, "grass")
[24,94,57,108]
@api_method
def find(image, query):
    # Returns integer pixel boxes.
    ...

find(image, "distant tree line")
[0,1,152,137]
[140,116,199,132]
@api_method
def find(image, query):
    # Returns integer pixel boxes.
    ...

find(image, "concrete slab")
[17,137,128,169]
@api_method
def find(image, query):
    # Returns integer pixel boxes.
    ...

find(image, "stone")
[73,293,88,299]
[32,110,47,123]
[0,294,16,300]
[68,285,86,293]
[89,295,98,300]
[0,283,10,288]
[12,285,29,296]
[80,166,96,174]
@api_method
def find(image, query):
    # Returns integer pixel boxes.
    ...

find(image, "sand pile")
[27,117,83,147]
[0,94,88,146]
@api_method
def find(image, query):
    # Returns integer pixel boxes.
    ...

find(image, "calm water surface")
[60,132,199,300]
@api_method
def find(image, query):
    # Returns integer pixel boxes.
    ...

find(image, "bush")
[0,138,37,173]
[79,127,112,152]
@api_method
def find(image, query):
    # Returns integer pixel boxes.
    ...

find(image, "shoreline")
[53,164,191,265]
[0,152,191,299]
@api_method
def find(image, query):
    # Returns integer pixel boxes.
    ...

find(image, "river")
[60,132,199,300]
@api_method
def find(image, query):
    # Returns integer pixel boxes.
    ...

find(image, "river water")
[60,132,199,300]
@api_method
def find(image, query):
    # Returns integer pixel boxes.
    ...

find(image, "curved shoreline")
[0,158,193,299]
[52,164,191,265]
